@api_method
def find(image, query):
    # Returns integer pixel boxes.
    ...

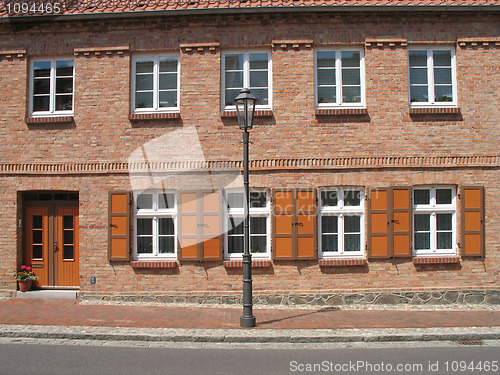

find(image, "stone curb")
[1,326,499,344]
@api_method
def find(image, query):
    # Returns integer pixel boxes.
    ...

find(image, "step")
[16,290,78,299]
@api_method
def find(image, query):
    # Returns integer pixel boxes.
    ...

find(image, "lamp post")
[234,88,257,328]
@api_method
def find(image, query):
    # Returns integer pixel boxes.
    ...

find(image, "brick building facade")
[0,1,499,305]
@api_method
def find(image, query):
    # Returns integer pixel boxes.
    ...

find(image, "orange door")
[24,207,50,286]
[56,207,79,287]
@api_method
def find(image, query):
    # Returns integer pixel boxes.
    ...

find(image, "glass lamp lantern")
[234,88,257,130]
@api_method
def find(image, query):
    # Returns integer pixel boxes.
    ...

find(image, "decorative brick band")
[365,38,408,48]
[413,256,461,265]
[315,108,368,116]
[272,40,313,50]
[409,107,461,115]
[131,260,178,269]
[223,259,273,268]
[180,43,220,53]
[319,258,367,267]
[0,50,26,60]
[220,110,273,118]
[128,112,181,121]
[74,46,129,56]
[458,38,500,47]
[25,116,74,124]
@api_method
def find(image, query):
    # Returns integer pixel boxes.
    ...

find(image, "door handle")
[54,241,58,252]
[292,222,303,226]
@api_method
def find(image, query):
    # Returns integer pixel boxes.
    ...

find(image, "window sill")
[409,107,460,115]
[223,259,272,268]
[25,116,74,124]
[131,260,178,269]
[129,112,181,121]
[413,256,461,265]
[319,258,367,267]
[220,110,273,118]
[315,108,368,116]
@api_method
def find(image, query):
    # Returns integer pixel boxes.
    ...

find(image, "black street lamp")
[234,88,257,328]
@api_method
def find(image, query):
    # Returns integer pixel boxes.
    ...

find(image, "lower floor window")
[321,215,362,254]
[414,213,453,251]
[227,216,268,255]
[136,217,176,257]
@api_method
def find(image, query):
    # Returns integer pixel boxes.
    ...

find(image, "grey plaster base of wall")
[80,290,500,306]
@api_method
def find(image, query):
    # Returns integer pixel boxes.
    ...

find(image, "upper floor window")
[408,48,456,107]
[222,50,272,110]
[132,55,179,113]
[413,186,456,256]
[315,49,365,108]
[134,191,177,259]
[30,58,74,116]
[319,188,365,257]
[224,190,270,259]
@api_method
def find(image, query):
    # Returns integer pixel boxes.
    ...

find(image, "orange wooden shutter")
[108,191,131,261]
[273,189,294,260]
[179,192,199,260]
[461,186,484,257]
[201,191,222,260]
[368,188,391,258]
[296,189,317,259]
[392,187,412,257]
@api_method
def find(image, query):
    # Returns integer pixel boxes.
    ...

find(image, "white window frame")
[318,187,365,258]
[131,54,180,114]
[221,50,272,111]
[314,47,366,109]
[408,47,457,108]
[413,186,457,256]
[224,189,271,259]
[29,57,75,117]
[133,191,177,259]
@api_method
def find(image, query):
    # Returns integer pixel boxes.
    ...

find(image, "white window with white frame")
[132,55,180,113]
[134,191,177,259]
[222,50,272,110]
[30,58,74,116]
[408,47,457,107]
[224,190,270,259]
[413,186,457,256]
[319,188,365,257]
[315,48,365,108]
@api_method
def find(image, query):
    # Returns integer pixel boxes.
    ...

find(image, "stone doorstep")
[16,290,78,300]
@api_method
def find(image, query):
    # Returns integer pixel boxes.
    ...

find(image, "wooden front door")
[24,205,79,287]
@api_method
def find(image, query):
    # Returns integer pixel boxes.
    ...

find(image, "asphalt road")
[0,339,498,375]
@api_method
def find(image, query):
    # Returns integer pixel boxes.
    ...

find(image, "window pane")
[344,216,361,233]
[56,60,73,76]
[415,233,430,250]
[136,194,153,209]
[409,50,427,67]
[414,214,430,231]
[64,230,73,245]
[33,96,50,112]
[342,87,361,103]
[414,190,430,205]
[249,53,268,69]
[317,87,336,104]
[434,68,452,85]
[225,89,240,106]
[159,91,177,108]
[55,95,73,111]
[159,58,177,72]
[137,237,153,254]
[321,216,338,234]
[250,71,268,88]
[136,74,153,91]
[410,86,428,103]
[159,73,177,90]
[56,77,73,94]
[159,237,175,253]
[344,234,360,251]
[251,217,266,235]
[64,215,74,229]
[63,245,74,260]
[32,245,43,259]
[344,190,361,206]
[321,190,338,207]
[225,71,243,88]
[250,192,267,208]
[137,218,153,235]
[317,51,335,68]
[33,230,42,244]
[228,218,244,235]
[341,51,360,67]
[433,50,451,67]
[437,232,452,250]
[33,215,43,229]
[317,68,335,86]
[34,78,50,95]
[322,235,338,252]
[225,54,243,71]
[227,193,244,209]
[437,213,452,231]
[158,193,175,209]
[159,218,174,235]
[435,86,453,102]
[34,61,51,77]
[135,92,153,109]
[136,59,154,73]
[342,68,360,85]
[410,67,428,85]
[251,237,266,253]
[228,236,243,253]
[436,189,452,205]
[250,88,268,106]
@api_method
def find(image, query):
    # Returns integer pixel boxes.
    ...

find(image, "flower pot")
[18,280,32,292]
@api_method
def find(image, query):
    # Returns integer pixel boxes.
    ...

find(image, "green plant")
[16,265,39,281]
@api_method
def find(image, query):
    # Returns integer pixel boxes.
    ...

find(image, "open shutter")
[179,192,199,260]
[201,191,223,260]
[108,191,131,261]
[392,187,412,257]
[296,189,317,259]
[368,188,391,258]
[461,186,484,257]
[273,189,294,260]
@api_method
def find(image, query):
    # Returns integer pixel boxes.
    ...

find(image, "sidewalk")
[1,298,500,343]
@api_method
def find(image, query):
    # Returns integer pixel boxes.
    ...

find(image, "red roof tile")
[1,0,499,19]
